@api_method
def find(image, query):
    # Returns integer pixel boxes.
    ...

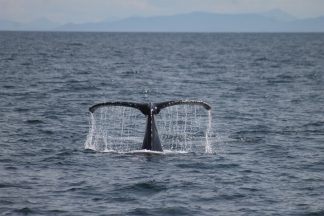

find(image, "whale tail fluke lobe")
[89,100,211,152]
[89,101,149,115]
[155,100,211,114]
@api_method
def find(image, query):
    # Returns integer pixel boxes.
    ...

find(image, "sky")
[1,0,324,23]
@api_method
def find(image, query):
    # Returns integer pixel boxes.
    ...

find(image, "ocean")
[0,32,324,215]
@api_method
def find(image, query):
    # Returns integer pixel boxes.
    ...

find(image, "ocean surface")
[1,32,324,215]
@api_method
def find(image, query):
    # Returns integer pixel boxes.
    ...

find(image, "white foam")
[91,149,190,155]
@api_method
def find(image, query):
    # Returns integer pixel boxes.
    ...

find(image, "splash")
[85,104,213,153]
[155,105,213,153]
[84,106,145,152]
[205,110,213,153]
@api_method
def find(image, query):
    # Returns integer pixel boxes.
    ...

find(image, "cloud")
[0,0,155,22]
[0,0,324,23]
[149,0,324,18]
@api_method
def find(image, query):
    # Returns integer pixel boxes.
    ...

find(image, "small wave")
[14,107,30,112]
[219,193,246,200]
[4,57,15,61]
[176,162,216,169]
[5,166,17,170]
[67,42,84,46]
[276,74,297,80]
[13,207,34,214]
[55,148,79,156]
[0,158,14,163]
[69,180,87,186]
[45,209,69,214]
[128,206,192,215]
[0,183,32,189]
[0,200,14,205]
[301,209,324,216]
[130,181,166,191]
[3,85,15,89]
[25,119,44,124]
[265,73,301,84]
[38,129,54,135]
[302,121,324,128]
[240,186,260,192]
[21,62,32,66]
[230,134,265,143]
[117,180,168,195]
[254,57,268,62]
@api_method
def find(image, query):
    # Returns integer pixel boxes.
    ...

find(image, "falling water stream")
[85,104,213,153]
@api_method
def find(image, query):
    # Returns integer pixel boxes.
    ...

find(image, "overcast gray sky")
[1,0,324,23]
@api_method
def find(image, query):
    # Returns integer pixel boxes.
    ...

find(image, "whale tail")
[89,100,211,151]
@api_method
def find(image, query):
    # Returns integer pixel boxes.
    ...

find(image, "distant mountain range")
[1,10,323,32]
[0,18,60,31]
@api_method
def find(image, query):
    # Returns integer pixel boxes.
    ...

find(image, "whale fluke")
[89,100,211,151]
[155,100,211,114]
[89,101,149,114]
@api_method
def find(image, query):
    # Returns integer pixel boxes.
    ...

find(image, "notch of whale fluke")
[89,100,211,152]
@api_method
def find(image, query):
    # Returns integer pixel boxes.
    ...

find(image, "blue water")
[1,32,324,215]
